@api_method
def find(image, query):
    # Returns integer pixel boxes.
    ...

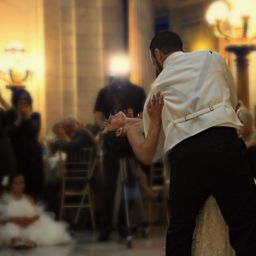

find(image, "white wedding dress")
[192,196,235,256]
[0,194,72,246]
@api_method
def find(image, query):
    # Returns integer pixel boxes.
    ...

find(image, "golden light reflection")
[191,39,214,51]
[206,0,256,43]
[0,42,33,87]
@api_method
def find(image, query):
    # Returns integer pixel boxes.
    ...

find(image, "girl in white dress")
[0,174,72,248]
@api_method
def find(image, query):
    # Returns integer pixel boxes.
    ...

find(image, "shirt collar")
[163,51,184,68]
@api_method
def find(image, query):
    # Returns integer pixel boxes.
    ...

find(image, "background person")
[4,89,44,201]
[94,76,146,241]
[0,92,16,192]
[0,173,72,248]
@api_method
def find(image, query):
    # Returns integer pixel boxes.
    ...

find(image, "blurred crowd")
[0,77,165,248]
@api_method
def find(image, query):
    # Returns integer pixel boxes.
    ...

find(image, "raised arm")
[109,93,163,164]
[125,94,163,164]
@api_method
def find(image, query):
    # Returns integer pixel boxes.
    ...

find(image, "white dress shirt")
[143,51,242,161]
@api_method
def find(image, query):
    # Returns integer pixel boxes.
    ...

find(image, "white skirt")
[0,194,72,246]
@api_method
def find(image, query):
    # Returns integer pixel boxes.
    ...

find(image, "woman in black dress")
[6,89,44,200]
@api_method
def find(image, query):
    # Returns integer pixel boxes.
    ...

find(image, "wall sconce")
[206,0,256,107]
[0,42,33,91]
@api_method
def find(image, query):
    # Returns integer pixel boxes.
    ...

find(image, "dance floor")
[0,227,165,256]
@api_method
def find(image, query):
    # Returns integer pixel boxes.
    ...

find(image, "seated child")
[0,174,72,248]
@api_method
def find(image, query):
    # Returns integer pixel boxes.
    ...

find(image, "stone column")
[128,0,154,91]
[60,0,77,117]
[44,0,63,130]
[75,0,104,125]
[226,44,256,108]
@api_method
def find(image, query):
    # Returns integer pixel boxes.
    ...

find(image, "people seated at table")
[0,173,72,249]
[44,118,97,219]
[49,117,96,155]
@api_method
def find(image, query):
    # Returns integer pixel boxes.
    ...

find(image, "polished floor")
[0,227,166,256]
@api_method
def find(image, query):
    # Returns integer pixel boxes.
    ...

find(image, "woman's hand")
[111,112,128,129]
[103,112,128,134]
[147,92,163,126]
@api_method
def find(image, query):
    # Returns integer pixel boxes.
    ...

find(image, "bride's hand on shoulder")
[147,92,163,125]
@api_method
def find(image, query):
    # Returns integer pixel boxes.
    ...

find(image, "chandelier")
[206,0,256,44]
[0,42,33,90]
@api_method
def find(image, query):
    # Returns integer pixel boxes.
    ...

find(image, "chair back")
[64,146,97,180]
[59,146,98,227]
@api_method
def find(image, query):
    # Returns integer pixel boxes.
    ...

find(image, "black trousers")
[247,145,256,179]
[166,127,256,256]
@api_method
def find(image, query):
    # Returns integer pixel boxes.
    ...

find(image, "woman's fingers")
[149,92,163,108]
[159,94,164,107]
[147,99,152,111]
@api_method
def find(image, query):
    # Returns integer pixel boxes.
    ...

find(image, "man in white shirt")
[149,31,256,256]
[108,31,256,256]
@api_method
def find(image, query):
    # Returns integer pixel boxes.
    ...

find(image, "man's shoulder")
[188,50,224,60]
[185,50,214,58]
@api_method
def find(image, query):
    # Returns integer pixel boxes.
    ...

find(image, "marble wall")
[44,0,104,130]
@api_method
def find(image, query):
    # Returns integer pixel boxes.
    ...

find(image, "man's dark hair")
[149,31,183,57]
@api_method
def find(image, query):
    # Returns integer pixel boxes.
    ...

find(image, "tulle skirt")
[0,194,72,246]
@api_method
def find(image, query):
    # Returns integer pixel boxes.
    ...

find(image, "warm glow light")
[0,41,32,86]
[229,0,255,17]
[206,0,256,41]
[108,54,131,77]
[191,39,214,51]
[206,1,230,25]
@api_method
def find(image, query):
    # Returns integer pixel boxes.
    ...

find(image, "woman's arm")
[4,216,39,228]
[5,195,39,228]
[126,120,161,165]
[116,93,163,165]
